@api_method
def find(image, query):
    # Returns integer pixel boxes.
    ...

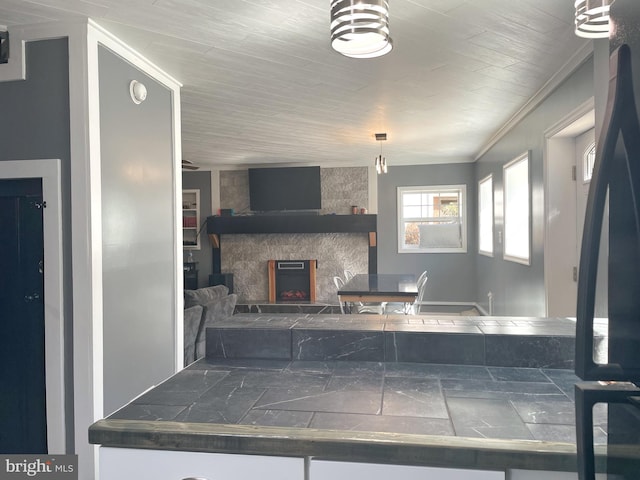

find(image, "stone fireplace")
[215,166,371,303]
[217,232,370,303]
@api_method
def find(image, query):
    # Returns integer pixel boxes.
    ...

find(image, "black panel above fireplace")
[207,214,376,235]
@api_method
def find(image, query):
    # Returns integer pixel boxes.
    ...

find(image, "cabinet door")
[310,460,504,480]
[100,447,303,480]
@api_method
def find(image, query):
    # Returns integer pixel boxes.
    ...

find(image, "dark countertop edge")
[209,322,576,337]
[89,419,609,473]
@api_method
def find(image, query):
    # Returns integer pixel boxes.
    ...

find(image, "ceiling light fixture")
[129,80,147,104]
[574,0,615,39]
[375,132,388,175]
[330,0,393,59]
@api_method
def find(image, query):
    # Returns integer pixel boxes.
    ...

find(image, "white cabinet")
[182,189,200,250]
[309,460,504,480]
[100,447,303,480]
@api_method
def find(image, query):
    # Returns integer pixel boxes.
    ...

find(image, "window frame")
[583,142,596,183]
[478,174,494,257]
[503,152,531,265]
[396,184,467,254]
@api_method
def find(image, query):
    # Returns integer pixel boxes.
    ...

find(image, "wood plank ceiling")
[0,0,588,168]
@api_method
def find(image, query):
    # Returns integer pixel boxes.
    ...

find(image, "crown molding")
[475,40,593,161]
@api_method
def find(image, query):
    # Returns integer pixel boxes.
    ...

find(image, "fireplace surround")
[207,213,376,302]
[268,260,317,303]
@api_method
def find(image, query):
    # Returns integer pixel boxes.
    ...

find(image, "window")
[503,153,530,264]
[478,175,493,256]
[583,142,596,182]
[397,185,466,253]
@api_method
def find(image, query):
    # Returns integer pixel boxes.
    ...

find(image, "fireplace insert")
[268,260,317,303]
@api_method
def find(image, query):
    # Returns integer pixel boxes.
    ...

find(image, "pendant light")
[330,0,393,59]
[375,133,388,174]
[574,0,615,39]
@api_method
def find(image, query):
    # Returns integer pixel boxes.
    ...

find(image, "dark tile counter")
[89,314,611,473]
[90,358,609,473]
[205,313,603,368]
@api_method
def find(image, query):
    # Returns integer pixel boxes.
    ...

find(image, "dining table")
[337,273,418,314]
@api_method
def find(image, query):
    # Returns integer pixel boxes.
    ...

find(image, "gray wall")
[0,39,74,451]
[183,170,212,287]
[377,162,477,303]
[99,46,176,414]
[218,167,369,302]
[474,57,595,316]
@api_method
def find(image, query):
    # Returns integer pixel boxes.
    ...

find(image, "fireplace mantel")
[206,214,376,235]
[207,214,378,278]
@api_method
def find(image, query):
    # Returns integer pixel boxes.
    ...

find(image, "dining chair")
[355,301,385,315]
[333,276,346,314]
[384,275,428,315]
[343,269,355,281]
[413,275,428,314]
[335,274,384,315]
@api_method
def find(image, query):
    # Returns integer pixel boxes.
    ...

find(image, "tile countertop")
[89,357,609,474]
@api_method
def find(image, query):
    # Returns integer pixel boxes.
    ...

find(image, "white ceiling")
[0,0,588,168]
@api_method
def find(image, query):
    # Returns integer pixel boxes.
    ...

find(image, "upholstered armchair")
[183,285,237,365]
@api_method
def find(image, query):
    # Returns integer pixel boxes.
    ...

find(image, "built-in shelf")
[182,189,200,250]
[206,214,376,235]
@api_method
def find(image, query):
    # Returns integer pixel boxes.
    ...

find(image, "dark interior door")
[0,178,47,453]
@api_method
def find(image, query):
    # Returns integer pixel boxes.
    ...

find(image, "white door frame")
[0,159,65,454]
[543,98,595,317]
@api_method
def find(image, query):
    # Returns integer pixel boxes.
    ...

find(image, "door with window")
[546,124,598,318]
[0,178,47,453]
[575,128,608,317]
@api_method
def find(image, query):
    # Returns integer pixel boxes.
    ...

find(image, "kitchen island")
[90,314,612,479]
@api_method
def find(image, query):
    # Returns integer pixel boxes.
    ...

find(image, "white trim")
[475,42,593,161]
[543,98,596,139]
[87,19,182,91]
[0,159,65,454]
[397,184,467,254]
[174,90,185,370]
[69,21,103,480]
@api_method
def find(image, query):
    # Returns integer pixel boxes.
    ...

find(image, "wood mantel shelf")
[206,214,378,275]
[206,214,376,235]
